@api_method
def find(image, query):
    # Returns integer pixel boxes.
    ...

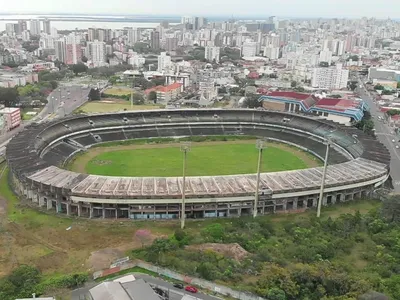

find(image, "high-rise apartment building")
[65,34,82,65]
[150,31,160,50]
[165,37,178,52]
[263,46,279,59]
[241,41,258,57]
[205,46,220,63]
[127,28,139,46]
[157,52,171,72]
[5,23,15,36]
[29,20,41,35]
[21,30,30,42]
[89,40,106,67]
[55,39,66,63]
[17,20,27,35]
[319,50,332,64]
[312,64,349,90]
[43,19,51,34]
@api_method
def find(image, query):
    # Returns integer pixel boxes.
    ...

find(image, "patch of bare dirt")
[186,243,249,261]
[87,248,125,271]
[86,230,165,271]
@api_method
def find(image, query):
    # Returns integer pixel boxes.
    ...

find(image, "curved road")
[0,85,89,153]
[356,77,400,193]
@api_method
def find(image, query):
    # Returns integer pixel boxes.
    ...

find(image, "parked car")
[173,283,184,289]
[185,286,198,293]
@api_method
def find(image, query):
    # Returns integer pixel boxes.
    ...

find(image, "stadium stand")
[6,109,390,219]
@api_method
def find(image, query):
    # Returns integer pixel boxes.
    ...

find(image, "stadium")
[6,109,391,219]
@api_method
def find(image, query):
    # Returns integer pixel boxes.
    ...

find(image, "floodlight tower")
[316,136,333,218]
[254,139,267,218]
[180,142,191,229]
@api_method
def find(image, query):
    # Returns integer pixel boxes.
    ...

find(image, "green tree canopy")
[70,63,88,76]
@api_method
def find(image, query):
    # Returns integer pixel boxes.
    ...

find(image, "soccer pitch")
[80,142,316,177]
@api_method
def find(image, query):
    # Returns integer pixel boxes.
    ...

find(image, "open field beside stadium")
[104,86,132,96]
[75,100,163,113]
[68,139,321,177]
[0,161,385,298]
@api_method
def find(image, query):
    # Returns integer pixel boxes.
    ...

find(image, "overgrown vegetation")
[0,265,88,299]
[131,199,400,299]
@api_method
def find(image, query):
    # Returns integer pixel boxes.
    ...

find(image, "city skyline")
[1,0,400,19]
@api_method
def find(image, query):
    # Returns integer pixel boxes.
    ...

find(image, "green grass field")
[104,87,132,96]
[85,143,310,177]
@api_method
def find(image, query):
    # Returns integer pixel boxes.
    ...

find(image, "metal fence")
[94,260,265,300]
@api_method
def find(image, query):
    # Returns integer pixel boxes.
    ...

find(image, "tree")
[81,56,88,63]
[397,82,400,89]
[3,265,41,299]
[71,63,88,76]
[349,81,358,91]
[148,91,157,102]
[0,87,19,107]
[151,77,165,86]
[201,223,225,242]
[244,94,262,109]
[291,81,297,88]
[109,75,120,85]
[266,288,287,300]
[88,88,101,101]
[374,84,384,91]
[381,195,400,223]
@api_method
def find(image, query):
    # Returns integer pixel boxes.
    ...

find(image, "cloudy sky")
[1,0,399,19]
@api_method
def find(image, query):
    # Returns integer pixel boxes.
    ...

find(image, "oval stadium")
[6,109,391,219]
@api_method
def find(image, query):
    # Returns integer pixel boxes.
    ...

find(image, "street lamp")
[316,136,333,218]
[254,139,268,218]
[180,142,191,229]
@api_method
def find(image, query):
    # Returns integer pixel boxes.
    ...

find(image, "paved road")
[356,77,400,192]
[71,274,221,300]
[0,85,89,152]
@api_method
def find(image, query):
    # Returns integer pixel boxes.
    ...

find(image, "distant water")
[0,21,177,31]
[0,14,180,31]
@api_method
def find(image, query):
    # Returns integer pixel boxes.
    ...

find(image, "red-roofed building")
[144,82,182,102]
[258,91,366,125]
[248,71,260,79]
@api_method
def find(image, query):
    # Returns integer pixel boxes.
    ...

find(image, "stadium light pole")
[180,142,191,229]
[316,137,333,218]
[254,139,267,218]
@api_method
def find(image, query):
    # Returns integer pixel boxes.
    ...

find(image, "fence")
[94,260,265,300]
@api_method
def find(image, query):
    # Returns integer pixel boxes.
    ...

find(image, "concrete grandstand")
[6,109,390,219]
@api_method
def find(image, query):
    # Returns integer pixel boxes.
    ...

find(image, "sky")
[0,0,399,19]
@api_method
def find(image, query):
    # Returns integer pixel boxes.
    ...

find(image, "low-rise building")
[145,82,183,102]
[259,91,365,125]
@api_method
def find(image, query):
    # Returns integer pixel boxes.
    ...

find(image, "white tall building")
[157,52,171,72]
[319,50,332,64]
[21,30,30,42]
[205,46,220,63]
[55,39,66,62]
[5,23,15,36]
[51,27,58,38]
[263,46,279,59]
[127,28,139,46]
[40,34,55,49]
[241,41,258,57]
[89,40,106,67]
[29,19,41,35]
[312,64,349,90]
